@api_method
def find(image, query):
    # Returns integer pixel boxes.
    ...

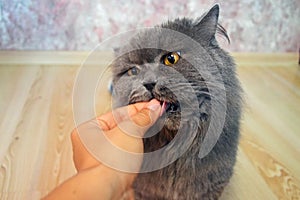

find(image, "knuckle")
[133,109,151,126]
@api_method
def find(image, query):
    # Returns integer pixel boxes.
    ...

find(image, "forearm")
[42,165,127,200]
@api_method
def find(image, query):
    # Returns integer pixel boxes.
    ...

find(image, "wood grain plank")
[237,65,300,199]
[238,67,300,168]
[0,66,40,164]
[37,65,78,197]
[240,139,300,199]
[220,148,277,200]
[1,66,57,199]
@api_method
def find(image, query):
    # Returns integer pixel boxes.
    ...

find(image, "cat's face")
[111,5,226,137]
[112,46,207,131]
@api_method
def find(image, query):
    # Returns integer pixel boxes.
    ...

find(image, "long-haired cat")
[111,5,242,199]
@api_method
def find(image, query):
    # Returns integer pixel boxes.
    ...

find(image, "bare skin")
[42,99,162,200]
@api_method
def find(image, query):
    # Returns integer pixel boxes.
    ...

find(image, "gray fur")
[111,5,242,200]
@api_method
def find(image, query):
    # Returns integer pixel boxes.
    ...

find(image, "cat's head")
[111,5,229,142]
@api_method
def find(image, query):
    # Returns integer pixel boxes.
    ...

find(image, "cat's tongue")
[160,101,167,116]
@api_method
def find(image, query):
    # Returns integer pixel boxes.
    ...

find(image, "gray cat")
[111,5,242,200]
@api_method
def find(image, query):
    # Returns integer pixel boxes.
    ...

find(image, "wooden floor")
[0,52,299,200]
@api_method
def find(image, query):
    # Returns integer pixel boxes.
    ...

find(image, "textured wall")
[0,0,299,52]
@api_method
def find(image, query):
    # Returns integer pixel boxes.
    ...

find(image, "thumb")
[99,99,162,168]
[115,99,162,138]
[131,99,162,127]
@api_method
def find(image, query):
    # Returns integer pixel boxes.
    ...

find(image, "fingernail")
[147,104,160,111]
[147,99,161,111]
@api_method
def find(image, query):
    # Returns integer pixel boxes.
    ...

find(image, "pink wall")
[0,0,299,52]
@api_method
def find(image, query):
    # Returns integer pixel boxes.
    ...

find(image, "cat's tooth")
[160,101,167,116]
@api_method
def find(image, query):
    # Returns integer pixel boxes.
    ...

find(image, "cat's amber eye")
[163,52,180,66]
[127,66,139,76]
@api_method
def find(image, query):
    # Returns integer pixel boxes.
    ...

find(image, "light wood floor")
[0,52,299,200]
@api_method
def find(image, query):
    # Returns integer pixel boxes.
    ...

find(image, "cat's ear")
[195,4,220,45]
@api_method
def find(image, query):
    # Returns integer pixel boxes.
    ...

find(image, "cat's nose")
[143,82,156,91]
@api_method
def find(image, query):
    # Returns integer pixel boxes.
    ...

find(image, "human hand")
[43,99,162,200]
[71,98,162,172]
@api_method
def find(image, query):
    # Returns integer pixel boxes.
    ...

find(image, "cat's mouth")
[128,96,181,115]
[159,100,181,114]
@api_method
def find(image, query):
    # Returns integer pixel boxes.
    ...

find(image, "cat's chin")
[160,111,181,132]
[164,119,180,132]
[143,113,181,152]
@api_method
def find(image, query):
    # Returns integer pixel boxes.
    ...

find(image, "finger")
[97,102,146,131]
[71,127,101,171]
[97,99,160,130]
[104,100,162,153]
[119,99,162,137]
[119,188,135,200]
